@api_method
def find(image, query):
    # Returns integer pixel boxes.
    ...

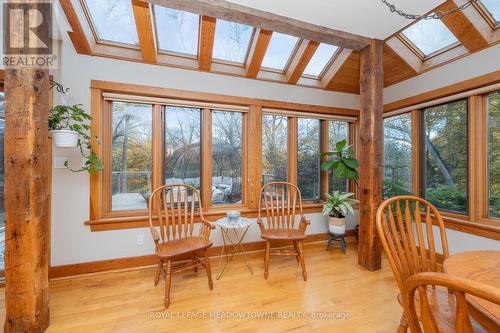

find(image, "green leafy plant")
[320,139,359,184]
[322,191,359,218]
[49,104,102,174]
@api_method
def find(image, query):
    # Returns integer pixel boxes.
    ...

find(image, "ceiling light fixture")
[381,0,478,20]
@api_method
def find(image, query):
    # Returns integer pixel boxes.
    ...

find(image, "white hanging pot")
[328,216,346,235]
[50,129,79,148]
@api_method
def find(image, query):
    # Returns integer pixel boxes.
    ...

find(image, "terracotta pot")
[328,216,346,234]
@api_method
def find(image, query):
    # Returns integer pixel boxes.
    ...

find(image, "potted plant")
[320,139,360,234]
[322,191,358,234]
[49,104,102,174]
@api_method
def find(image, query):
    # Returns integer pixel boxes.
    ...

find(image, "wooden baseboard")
[49,231,357,279]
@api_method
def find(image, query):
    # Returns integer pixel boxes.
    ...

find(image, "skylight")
[481,0,500,23]
[154,6,199,56]
[261,32,299,71]
[402,18,458,57]
[303,43,339,77]
[84,0,138,45]
[213,20,254,64]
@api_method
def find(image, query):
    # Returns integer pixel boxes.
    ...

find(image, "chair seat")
[156,237,212,258]
[261,228,306,240]
[397,287,487,333]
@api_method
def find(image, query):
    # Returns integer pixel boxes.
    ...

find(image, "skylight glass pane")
[84,0,138,45]
[213,20,253,63]
[261,32,299,70]
[402,19,458,56]
[303,43,338,77]
[481,0,500,22]
[154,6,199,56]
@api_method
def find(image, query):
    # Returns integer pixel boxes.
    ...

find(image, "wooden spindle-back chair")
[257,182,310,280]
[405,272,500,333]
[148,184,215,308]
[376,195,450,332]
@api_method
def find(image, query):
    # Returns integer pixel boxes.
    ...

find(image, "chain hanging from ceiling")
[381,0,478,20]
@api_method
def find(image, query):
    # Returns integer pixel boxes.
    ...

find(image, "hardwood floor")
[0,242,402,333]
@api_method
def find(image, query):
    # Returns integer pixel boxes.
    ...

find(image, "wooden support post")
[357,39,383,271]
[4,68,50,332]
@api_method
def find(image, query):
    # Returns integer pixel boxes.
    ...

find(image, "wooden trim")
[287,117,298,185]
[247,105,262,209]
[145,0,370,50]
[131,0,157,62]
[319,120,329,200]
[89,88,103,221]
[411,110,423,196]
[59,0,92,55]
[286,40,319,84]
[49,231,357,279]
[246,29,272,78]
[201,108,212,209]
[198,16,217,71]
[383,70,500,112]
[152,105,164,192]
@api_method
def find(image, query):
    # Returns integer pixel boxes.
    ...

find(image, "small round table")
[215,217,254,280]
[444,250,500,331]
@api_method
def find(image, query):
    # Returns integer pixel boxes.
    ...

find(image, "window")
[261,32,299,71]
[297,118,320,200]
[164,107,201,196]
[262,115,288,184]
[424,100,468,214]
[154,6,199,56]
[401,18,459,57]
[213,20,253,64]
[383,114,412,198]
[84,0,138,45]
[328,120,349,193]
[212,111,243,204]
[487,91,500,218]
[481,0,500,23]
[303,44,338,77]
[111,102,152,211]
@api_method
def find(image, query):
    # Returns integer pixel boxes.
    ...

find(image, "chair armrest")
[199,218,216,240]
[257,217,265,233]
[299,216,311,233]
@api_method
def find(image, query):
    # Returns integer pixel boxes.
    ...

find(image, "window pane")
[0,92,4,272]
[111,102,152,211]
[488,91,500,218]
[383,114,412,198]
[481,0,500,22]
[84,0,138,45]
[303,44,338,77]
[298,118,320,200]
[424,100,468,214]
[402,19,458,56]
[164,107,201,199]
[154,6,199,56]
[212,111,243,204]
[261,32,299,70]
[213,20,253,63]
[328,120,349,193]
[262,115,287,184]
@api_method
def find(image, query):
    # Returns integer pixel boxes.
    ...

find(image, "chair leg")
[203,249,213,290]
[193,255,198,273]
[397,313,408,333]
[154,259,163,286]
[293,241,299,262]
[297,241,307,281]
[164,259,172,309]
[264,240,270,279]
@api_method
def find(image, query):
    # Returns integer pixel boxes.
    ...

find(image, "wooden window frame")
[88,80,358,231]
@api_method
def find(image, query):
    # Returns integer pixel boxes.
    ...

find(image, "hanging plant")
[49,104,103,174]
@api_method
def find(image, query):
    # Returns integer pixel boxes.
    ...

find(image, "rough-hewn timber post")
[4,68,50,332]
[357,39,383,271]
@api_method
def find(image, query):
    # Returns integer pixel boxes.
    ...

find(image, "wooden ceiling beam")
[198,16,217,70]
[437,0,489,52]
[286,40,319,84]
[246,29,272,78]
[143,0,371,50]
[131,0,157,62]
[59,0,92,55]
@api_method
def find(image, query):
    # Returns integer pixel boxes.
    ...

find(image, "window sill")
[436,214,500,241]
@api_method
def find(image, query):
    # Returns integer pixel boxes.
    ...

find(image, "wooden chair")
[404,272,500,332]
[148,184,215,308]
[376,196,449,333]
[257,182,310,281]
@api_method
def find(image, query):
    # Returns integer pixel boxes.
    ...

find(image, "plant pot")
[51,129,79,148]
[328,216,346,234]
